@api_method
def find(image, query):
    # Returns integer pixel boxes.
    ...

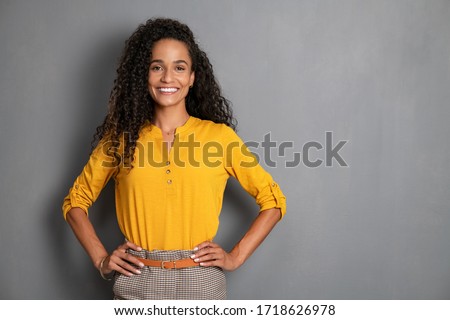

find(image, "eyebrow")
[150,59,189,65]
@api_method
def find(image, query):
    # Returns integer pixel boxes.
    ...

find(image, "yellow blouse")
[62,116,286,250]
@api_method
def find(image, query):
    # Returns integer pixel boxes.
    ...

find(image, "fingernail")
[193,247,198,251]
[199,262,204,266]
[137,247,142,251]
[190,254,195,259]
[136,270,141,274]
[139,263,144,268]
[194,258,199,262]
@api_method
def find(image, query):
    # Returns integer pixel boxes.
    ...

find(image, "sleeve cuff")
[258,181,286,219]
[62,190,89,220]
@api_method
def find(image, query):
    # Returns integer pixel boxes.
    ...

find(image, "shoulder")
[191,117,237,141]
[192,117,227,131]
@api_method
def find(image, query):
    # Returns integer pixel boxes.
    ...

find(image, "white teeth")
[159,87,178,93]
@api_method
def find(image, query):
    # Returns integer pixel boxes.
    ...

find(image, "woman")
[62,17,286,299]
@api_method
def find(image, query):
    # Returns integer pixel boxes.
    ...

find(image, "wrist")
[228,249,245,270]
[98,255,114,281]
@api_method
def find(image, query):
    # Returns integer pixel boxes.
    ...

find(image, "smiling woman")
[62,17,286,300]
[148,39,195,111]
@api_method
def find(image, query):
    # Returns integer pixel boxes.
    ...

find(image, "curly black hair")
[92,17,236,167]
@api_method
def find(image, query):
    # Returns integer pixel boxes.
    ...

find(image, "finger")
[122,240,143,251]
[199,254,234,271]
[193,242,221,257]
[191,246,221,260]
[109,255,142,275]
[112,243,145,268]
[194,241,219,251]
[110,249,143,269]
[194,253,222,264]
[116,243,130,253]
[192,246,212,257]
[123,252,145,269]
[114,264,139,277]
[115,250,145,269]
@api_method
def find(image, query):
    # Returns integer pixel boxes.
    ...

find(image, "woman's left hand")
[191,241,241,271]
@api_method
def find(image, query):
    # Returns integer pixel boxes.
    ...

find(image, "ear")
[189,71,195,88]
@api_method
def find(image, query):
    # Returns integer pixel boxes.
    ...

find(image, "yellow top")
[62,116,286,250]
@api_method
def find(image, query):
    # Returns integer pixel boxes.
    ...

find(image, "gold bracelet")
[99,256,113,281]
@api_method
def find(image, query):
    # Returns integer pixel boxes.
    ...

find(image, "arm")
[192,207,281,271]
[66,207,108,270]
[66,207,144,277]
[63,140,144,277]
[192,126,286,271]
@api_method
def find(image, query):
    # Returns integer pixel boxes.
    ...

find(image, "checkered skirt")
[113,248,227,300]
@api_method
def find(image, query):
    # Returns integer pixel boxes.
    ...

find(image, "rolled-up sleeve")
[62,140,118,220]
[222,125,287,219]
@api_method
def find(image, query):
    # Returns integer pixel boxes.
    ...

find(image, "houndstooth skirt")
[112,248,227,300]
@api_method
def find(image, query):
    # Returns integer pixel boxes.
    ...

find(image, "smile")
[158,87,179,93]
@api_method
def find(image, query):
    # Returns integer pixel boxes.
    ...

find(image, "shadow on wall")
[43,31,128,299]
[216,178,259,253]
[42,29,256,299]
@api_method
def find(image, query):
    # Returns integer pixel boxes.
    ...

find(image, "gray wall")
[1,0,449,299]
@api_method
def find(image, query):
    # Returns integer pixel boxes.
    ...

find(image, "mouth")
[158,87,179,94]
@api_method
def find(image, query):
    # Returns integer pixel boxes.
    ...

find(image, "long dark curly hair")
[92,17,236,167]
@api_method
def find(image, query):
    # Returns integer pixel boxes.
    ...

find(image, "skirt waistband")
[127,248,195,261]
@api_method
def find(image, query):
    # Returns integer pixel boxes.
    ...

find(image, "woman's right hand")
[99,240,145,277]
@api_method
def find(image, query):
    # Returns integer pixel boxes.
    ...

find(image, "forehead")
[151,38,191,62]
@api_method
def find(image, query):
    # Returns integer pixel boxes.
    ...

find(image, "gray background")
[1,0,449,299]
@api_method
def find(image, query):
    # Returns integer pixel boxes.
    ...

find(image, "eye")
[175,65,186,71]
[151,65,163,71]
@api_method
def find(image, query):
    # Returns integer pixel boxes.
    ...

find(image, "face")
[148,38,195,110]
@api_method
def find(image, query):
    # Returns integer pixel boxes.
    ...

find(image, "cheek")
[182,74,193,87]
[147,81,157,98]
[148,75,158,91]
[148,73,154,86]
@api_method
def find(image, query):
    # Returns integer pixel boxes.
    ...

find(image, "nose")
[161,69,173,83]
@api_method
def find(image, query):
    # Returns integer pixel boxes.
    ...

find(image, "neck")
[153,106,190,135]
